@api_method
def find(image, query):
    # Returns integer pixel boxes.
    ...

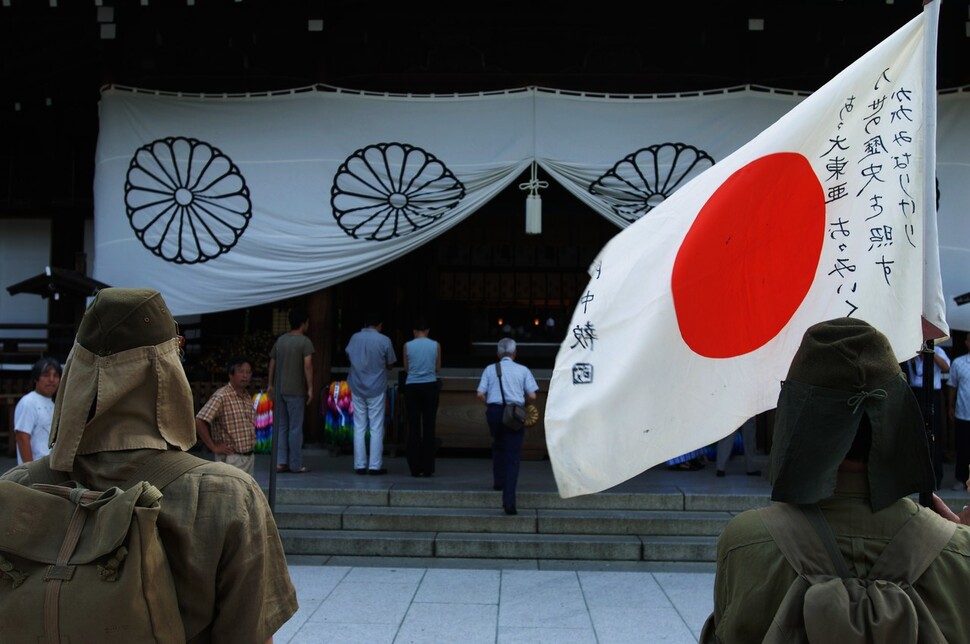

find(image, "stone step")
[434,532,643,560]
[279,529,646,560]
[274,504,734,536]
[538,509,731,536]
[271,485,759,564]
[279,528,719,562]
[642,536,718,562]
[272,486,770,513]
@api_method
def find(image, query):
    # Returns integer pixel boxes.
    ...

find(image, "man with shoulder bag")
[476,337,539,515]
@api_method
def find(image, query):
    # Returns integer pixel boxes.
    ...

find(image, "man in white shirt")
[14,357,62,464]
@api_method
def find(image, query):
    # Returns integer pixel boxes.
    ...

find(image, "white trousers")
[353,391,386,470]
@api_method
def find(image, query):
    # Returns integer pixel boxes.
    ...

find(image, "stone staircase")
[272,483,773,568]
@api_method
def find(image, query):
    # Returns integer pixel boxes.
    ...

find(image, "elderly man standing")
[346,312,396,475]
[704,318,970,643]
[14,356,61,464]
[1,288,297,643]
[477,337,538,516]
[195,355,257,476]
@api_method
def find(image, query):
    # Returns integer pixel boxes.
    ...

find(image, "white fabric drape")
[94,87,535,315]
[93,83,970,329]
[534,87,802,228]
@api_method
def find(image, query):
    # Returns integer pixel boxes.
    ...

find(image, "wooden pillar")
[306,288,332,444]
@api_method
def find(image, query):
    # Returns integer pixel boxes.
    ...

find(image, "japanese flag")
[545,1,945,498]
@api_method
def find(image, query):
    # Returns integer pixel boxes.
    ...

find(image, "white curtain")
[93,84,970,328]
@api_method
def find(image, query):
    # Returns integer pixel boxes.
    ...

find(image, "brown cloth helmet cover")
[769,317,936,511]
[48,288,197,472]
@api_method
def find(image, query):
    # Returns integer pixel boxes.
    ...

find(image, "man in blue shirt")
[477,337,539,515]
[346,313,397,475]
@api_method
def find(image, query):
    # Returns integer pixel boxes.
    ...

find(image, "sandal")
[276,465,290,473]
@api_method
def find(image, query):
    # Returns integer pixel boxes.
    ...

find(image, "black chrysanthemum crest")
[590,142,715,222]
[331,142,465,241]
[125,136,252,264]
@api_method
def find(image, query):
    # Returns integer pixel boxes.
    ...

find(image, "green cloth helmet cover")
[769,318,936,511]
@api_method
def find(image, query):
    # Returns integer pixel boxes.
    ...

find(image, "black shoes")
[368,468,388,475]
[746,470,762,477]
[354,468,367,475]
[716,470,726,478]
[504,506,517,515]
[493,484,503,491]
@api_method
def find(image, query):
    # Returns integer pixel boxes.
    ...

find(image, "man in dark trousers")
[476,337,538,515]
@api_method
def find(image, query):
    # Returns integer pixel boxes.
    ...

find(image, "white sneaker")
[952,482,967,491]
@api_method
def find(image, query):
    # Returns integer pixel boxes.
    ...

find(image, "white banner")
[94,88,535,315]
[92,45,969,330]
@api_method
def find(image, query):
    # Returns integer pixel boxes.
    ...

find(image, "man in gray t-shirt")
[267,307,314,473]
[345,313,396,474]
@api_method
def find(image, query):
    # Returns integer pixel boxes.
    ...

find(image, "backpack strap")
[800,503,852,578]
[23,457,69,485]
[757,504,831,643]
[121,449,207,491]
[868,508,956,583]
[19,450,205,492]
[758,503,839,578]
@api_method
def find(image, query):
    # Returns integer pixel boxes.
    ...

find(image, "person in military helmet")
[1,288,297,643]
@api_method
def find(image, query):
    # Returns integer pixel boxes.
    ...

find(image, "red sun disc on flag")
[672,152,825,358]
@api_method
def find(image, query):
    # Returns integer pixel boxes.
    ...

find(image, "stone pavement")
[277,564,713,643]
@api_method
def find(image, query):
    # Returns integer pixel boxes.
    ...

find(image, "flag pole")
[920,341,938,504]
[919,0,941,508]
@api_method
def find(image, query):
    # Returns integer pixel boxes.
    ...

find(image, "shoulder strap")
[800,503,852,578]
[869,508,956,582]
[758,503,841,578]
[121,450,207,491]
[761,503,955,583]
[23,457,69,485]
[23,451,203,490]
[495,361,507,404]
[758,504,830,644]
